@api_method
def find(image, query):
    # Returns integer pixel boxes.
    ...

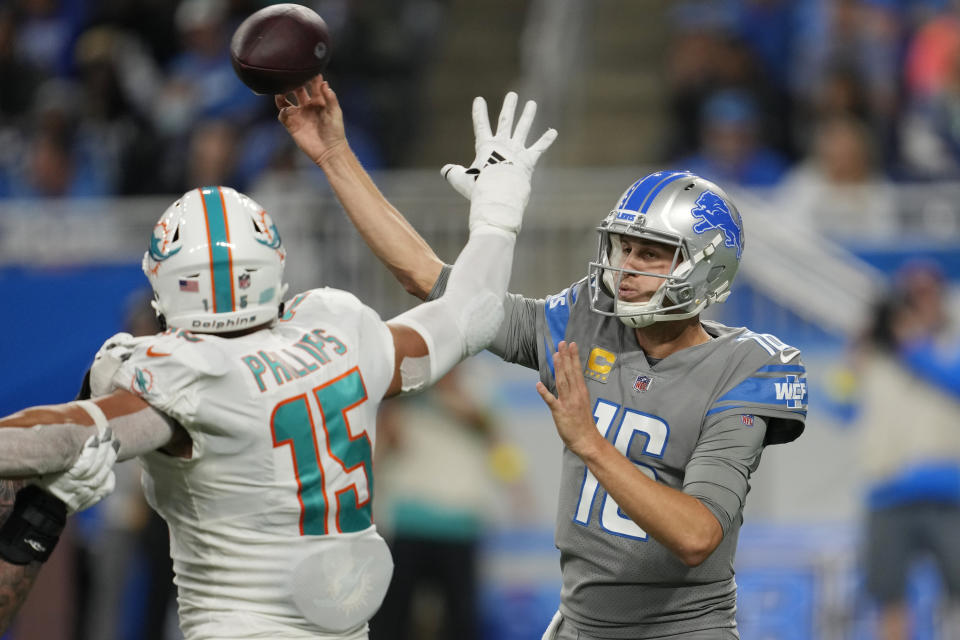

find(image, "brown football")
[230,3,332,95]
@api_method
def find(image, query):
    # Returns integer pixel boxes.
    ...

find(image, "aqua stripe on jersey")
[200,187,234,313]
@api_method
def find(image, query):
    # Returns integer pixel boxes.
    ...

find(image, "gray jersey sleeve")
[683,413,767,535]
[425,265,540,370]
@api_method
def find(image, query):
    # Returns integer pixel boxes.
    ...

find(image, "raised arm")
[380,98,556,397]
[276,78,556,301]
[276,75,443,299]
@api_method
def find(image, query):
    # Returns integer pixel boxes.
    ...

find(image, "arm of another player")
[382,112,553,395]
[0,390,185,476]
[276,75,444,299]
[536,342,723,567]
[0,431,117,632]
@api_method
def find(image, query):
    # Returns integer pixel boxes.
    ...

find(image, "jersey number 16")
[574,399,669,541]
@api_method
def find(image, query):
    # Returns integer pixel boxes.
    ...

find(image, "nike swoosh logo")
[146,346,171,358]
[780,349,801,363]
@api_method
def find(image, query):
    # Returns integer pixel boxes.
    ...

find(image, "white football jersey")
[108,288,396,639]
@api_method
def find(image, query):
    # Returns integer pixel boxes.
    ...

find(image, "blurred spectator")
[370,365,528,640]
[0,8,42,124]
[664,4,793,162]
[675,89,789,187]
[14,0,87,78]
[775,114,897,239]
[181,119,240,191]
[73,26,167,195]
[153,0,262,139]
[853,262,960,639]
[903,2,960,100]
[790,0,905,169]
[794,63,872,149]
[898,11,960,178]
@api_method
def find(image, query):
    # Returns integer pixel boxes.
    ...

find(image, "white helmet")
[587,171,743,328]
[143,186,288,334]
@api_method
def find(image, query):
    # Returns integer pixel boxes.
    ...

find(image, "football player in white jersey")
[277,79,807,639]
[0,83,555,639]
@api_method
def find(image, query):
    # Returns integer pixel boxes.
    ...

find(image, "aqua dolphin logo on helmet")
[147,219,183,263]
[691,191,743,259]
[252,210,283,250]
[587,171,744,328]
[143,186,288,334]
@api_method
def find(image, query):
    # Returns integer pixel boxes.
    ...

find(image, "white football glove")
[90,332,136,397]
[33,431,119,514]
[442,92,557,204]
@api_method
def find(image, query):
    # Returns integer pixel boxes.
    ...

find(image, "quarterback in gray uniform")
[278,85,806,639]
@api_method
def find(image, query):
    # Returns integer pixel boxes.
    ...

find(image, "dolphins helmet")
[143,186,288,333]
[587,171,744,328]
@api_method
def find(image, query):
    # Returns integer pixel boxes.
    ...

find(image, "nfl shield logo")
[238,273,251,289]
[634,375,651,392]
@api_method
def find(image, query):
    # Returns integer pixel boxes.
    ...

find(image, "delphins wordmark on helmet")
[587,171,744,328]
[143,186,289,334]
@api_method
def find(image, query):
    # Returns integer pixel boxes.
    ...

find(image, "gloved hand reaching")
[444,92,557,234]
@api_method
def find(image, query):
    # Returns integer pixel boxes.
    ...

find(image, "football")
[230,3,332,95]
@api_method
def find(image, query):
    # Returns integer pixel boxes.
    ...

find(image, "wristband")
[75,400,109,437]
[0,485,67,565]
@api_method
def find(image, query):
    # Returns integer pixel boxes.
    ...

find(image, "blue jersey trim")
[715,374,808,404]
[544,291,572,347]
[756,364,806,374]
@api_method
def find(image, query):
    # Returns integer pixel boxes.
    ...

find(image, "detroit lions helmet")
[143,186,288,334]
[588,171,744,328]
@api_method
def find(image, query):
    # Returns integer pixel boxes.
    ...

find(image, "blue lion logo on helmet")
[690,191,742,259]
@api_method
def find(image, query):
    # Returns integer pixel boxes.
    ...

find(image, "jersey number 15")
[270,367,373,536]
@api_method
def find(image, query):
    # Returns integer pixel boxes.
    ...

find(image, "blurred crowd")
[0,0,446,199]
[8,0,960,239]
[663,0,960,237]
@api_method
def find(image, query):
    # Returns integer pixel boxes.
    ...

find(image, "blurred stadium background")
[3,0,960,638]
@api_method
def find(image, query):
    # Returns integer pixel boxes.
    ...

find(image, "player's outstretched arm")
[383,111,554,396]
[0,390,183,476]
[276,75,444,299]
[0,431,118,632]
[536,342,724,567]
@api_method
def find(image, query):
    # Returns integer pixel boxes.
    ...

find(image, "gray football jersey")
[489,278,807,638]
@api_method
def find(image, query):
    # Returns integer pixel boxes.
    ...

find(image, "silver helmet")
[587,171,744,328]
